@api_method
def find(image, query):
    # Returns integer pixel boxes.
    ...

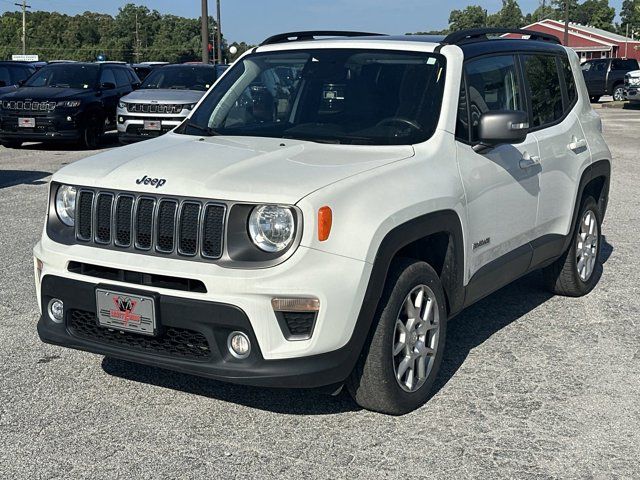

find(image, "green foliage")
[0,3,225,63]
[619,0,640,35]
[449,6,488,31]
[574,0,615,30]
[488,0,525,28]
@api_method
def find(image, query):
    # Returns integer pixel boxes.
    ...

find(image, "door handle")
[568,137,587,152]
[519,153,540,170]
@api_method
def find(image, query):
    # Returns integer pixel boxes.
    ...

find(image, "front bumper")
[625,86,640,102]
[37,276,355,388]
[34,236,373,388]
[0,111,82,141]
[116,108,186,143]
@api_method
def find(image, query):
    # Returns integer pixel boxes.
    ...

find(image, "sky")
[0,0,627,44]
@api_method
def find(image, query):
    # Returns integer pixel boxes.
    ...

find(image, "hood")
[627,70,640,78]
[1,86,90,101]
[53,133,415,204]
[0,85,18,95]
[121,89,205,104]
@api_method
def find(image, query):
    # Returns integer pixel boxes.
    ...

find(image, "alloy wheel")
[576,209,599,281]
[392,285,440,393]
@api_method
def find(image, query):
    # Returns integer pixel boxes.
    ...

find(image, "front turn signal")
[318,206,332,242]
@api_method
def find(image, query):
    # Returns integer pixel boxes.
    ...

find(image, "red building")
[504,19,640,62]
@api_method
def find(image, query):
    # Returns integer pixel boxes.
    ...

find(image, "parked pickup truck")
[581,57,639,102]
[624,70,640,103]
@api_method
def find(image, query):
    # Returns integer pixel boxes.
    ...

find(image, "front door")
[456,54,540,285]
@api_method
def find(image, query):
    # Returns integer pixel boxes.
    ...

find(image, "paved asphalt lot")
[1,108,639,479]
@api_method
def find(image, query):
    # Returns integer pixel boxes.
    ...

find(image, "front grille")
[68,309,211,360]
[2,100,57,112]
[126,103,184,114]
[75,189,226,262]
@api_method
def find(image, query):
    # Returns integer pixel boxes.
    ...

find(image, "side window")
[612,59,638,71]
[113,68,129,87]
[465,55,523,141]
[593,61,607,72]
[9,66,32,84]
[99,68,116,86]
[581,62,592,72]
[523,54,563,128]
[0,66,11,86]
[559,56,578,107]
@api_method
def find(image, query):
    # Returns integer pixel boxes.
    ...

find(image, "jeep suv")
[35,29,611,414]
[0,62,140,148]
[117,64,228,144]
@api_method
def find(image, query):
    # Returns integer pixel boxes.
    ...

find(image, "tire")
[590,96,601,103]
[347,258,447,415]
[613,85,625,102]
[543,196,602,297]
[0,140,22,148]
[81,116,102,149]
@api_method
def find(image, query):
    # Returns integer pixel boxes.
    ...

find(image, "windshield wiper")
[282,133,342,144]
[181,121,217,136]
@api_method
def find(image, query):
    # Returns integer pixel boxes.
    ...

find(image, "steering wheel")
[375,117,423,132]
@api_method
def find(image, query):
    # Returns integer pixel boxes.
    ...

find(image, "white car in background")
[117,63,228,143]
[625,69,640,103]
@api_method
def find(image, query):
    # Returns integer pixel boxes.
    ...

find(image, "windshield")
[25,64,99,89]
[178,49,446,145]
[141,66,216,91]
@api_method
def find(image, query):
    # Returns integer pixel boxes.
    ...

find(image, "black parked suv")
[0,62,140,148]
[581,57,639,102]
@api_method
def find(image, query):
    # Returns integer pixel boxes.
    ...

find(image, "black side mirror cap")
[101,82,116,90]
[474,110,529,152]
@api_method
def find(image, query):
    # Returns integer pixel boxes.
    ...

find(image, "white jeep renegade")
[35,29,611,415]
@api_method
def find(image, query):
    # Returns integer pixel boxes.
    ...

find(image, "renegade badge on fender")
[35,29,611,415]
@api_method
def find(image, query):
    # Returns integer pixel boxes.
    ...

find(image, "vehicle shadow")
[102,238,614,415]
[0,170,51,189]
[13,131,120,152]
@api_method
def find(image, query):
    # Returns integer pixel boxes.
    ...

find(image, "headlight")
[630,78,640,86]
[118,100,126,109]
[57,100,81,108]
[55,185,77,227]
[248,205,295,252]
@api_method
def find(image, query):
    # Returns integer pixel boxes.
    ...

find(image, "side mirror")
[131,82,141,90]
[101,82,116,90]
[475,110,529,152]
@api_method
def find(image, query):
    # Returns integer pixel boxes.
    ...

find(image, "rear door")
[526,52,592,265]
[455,54,540,282]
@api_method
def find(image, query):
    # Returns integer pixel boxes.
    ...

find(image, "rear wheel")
[543,196,602,297]
[347,259,447,415]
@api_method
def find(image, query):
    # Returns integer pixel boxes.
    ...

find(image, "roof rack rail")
[442,28,560,45]
[261,31,386,46]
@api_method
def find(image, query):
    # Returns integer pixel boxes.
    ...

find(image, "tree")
[488,0,525,28]
[620,0,640,36]
[575,0,615,31]
[449,6,488,31]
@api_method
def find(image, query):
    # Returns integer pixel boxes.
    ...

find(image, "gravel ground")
[1,110,639,479]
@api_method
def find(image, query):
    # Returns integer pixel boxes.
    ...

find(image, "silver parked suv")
[117,64,228,143]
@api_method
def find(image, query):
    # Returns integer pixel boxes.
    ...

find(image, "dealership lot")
[1,108,639,478]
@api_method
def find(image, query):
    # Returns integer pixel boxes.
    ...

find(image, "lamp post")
[201,0,209,64]
[216,0,222,64]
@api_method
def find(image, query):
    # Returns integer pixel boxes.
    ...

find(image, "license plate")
[143,120,161,131]
[95,288,156,336]
[18,117,35,128]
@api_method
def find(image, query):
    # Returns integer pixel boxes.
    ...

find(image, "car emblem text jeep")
[136,175,166,188]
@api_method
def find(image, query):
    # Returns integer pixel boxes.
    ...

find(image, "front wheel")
[347,259,447,415]
[543,196,602,296]
[613,85,625,102]
[81,117,103,149]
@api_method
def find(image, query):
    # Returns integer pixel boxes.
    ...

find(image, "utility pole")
[216,0,222,64]
[14,0,31,55]
[625,23,629,58]
[134,13,142,63]
[539,0,546,21]
[201,0,209,64]
[563,0,570,46]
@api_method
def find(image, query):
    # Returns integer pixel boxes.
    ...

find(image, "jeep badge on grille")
[136,175,166,188]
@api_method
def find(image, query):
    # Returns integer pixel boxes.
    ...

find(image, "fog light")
[66,116,72,122]
[227,331,251,359]
[48,298,64,323]
[118,116,124,123]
